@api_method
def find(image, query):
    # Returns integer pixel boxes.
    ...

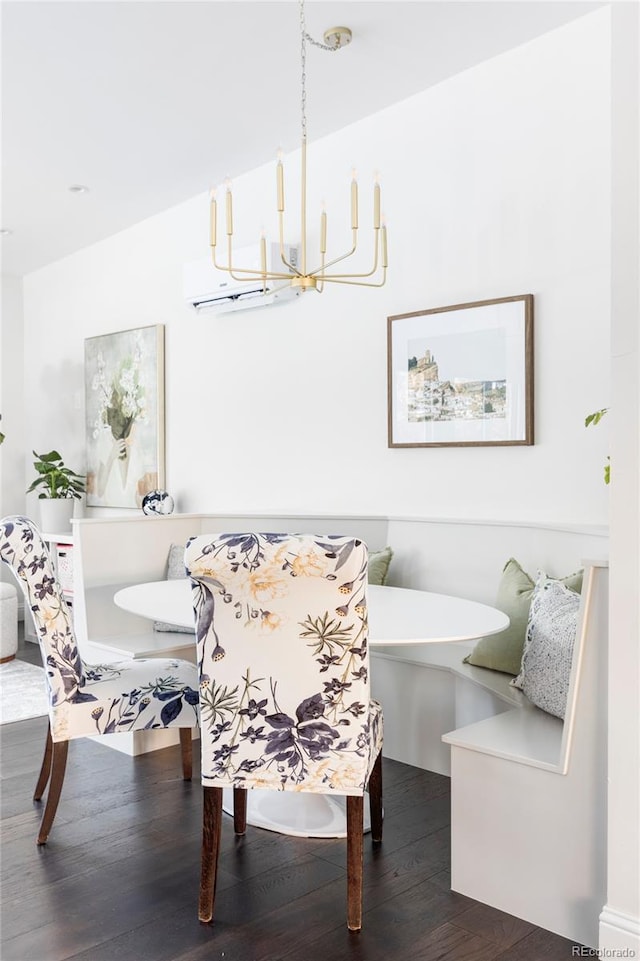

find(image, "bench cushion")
[368,546,393,585]
[154,543,195,634]
[512,576,580,719]
[463,557,583,676]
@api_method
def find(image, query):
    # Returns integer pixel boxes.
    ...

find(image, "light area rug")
[0,659,48,724]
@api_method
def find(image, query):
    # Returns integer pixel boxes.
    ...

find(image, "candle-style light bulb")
[260,230,267,274]
[381,214,388,267]
[373,172,381,230]
[320,202,327,254]
[225,178,233,236]
[209,188,217,247]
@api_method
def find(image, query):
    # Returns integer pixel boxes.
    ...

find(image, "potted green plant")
[26,449,85,533]
[585,408,610,484]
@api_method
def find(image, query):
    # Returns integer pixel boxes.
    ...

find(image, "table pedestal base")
[222,788,372,838]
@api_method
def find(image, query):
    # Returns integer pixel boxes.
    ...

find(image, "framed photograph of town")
[85,324,165,508]
[387,295,533,447]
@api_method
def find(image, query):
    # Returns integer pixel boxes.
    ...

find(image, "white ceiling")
[1,0,600,277]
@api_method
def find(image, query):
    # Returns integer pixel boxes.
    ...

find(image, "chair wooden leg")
[33,721,53,802]
[199,786,223,924]
[179,728,193,781]
[346,795,364,931]
[233,787,247,835]
[368,751,383,843]
[37,740,68,845]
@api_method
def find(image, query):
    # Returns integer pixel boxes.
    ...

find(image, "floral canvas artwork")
[85,325,165,508]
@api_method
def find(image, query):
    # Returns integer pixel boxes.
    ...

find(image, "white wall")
[21,10,611,527]
[1,275,26,596]
[0,274,26,519]
[601,2,640,954]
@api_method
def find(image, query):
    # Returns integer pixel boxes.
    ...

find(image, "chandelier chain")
[206,0,387,294]
[299,0,339,144]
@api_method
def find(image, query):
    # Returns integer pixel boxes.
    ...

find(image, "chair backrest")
[185,532,371,794]
[0,515,85,706]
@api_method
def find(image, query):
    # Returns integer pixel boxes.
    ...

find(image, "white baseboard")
[599,905,640,955]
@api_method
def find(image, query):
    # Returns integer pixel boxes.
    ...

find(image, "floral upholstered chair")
[0,515,199,845]
[185,532,384,931]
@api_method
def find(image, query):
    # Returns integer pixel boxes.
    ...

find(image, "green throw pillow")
[368,546,393,586]
[463,557,583,675]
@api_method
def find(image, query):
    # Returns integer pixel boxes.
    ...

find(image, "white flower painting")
[85,325,165,508]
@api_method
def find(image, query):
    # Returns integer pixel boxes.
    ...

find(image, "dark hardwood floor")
[2,635,584,961]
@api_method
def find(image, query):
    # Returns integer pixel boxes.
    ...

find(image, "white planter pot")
[39,498,75,535]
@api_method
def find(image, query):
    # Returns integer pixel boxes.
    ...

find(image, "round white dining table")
[114,579,508,645]
[114,580,508,837]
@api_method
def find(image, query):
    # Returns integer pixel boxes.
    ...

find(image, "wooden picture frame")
[388,294,534,448]
[85,324,165,508]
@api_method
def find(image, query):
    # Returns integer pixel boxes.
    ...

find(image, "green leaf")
[585,408,608,428]
[584,411,611,485]
[27,450,85,498]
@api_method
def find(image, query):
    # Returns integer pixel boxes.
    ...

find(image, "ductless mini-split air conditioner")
[183,243,300,314]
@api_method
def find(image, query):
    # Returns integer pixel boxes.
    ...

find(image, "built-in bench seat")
[371,638,528,774]
[442,561,608,949]
[374,638,525,706]
[86,629,193,661]
[445,703,564,768]
[71,512,608,948]
[371,636,572,772]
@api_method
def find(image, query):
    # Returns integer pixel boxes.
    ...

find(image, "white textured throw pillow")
[154,543,195,634]
[513,575,580,719]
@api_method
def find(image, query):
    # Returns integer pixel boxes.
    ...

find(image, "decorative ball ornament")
[141,490,175,516]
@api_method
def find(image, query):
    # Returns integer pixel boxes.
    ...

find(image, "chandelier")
[208,0,388,295]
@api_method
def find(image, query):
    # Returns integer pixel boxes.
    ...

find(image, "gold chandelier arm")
[309,231,358,277]
[278,210,301,276]
[319,268,387,288]
[205,1,387,297]
[210,246,295,283]
[260,279,298,296]
[210,192,298,280]
[210,244,227,273]
[319,227,381,280]
[221,266,298,282]
[320,251,326,291]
